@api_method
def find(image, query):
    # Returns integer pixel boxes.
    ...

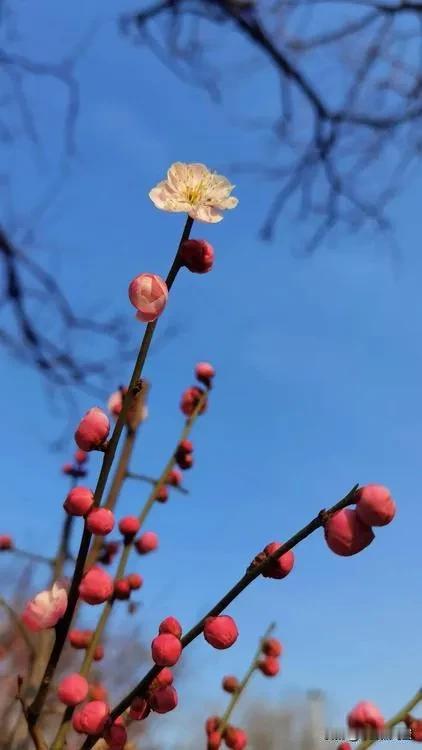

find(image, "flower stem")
[355,688,422,749]
[27,215,193,730]
[218,622,276,738]
[126,472,189,495]
[80,483,359,749]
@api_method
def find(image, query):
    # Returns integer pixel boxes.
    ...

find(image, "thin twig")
[126,471,189,495]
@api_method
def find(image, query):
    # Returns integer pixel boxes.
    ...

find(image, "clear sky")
[1,2,421,748]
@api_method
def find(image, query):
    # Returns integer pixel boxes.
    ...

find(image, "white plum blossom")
[149,162,238,223]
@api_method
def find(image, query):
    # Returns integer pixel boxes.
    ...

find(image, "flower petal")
[191,205,224,223]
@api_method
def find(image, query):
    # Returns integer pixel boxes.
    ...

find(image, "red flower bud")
[103,720,127,749]
[72,700,109,735]
[74,449,88,464]
[176,452,194,470]
[62,462,75,476]
[324,509,375,556]
[222,676,239,693]
[151,633,182,666]
[355,484,396,527]
[57,674,88,706]
[93,645,104,661]
[347,701,385,730]
[114,579,131,600]
[159,616,182,639]
[75,407,110,452]
[155,485,169,503]
[180,239,214,274]
[179,439,193,453]
[148,667,174,693]
[224,726,248,750]
[149,685,178,714]
[203,615,238,650]
[166,468,182,486]
[69,629,93,649]
[262,637,282,658]
[257,542,295,579]
[337,745,352,750]
[206,717,221,735]
[63,487,94,517]
[127,573,143,590]
[135,531,158,554]
[195,361,215,387]
[180,386,207,417]
[129,697,150,721]
[79,567,114,605]
[208,731,222,749]
[86,508,115,536]
[0,535,13,551]
[258,656,280,676]
[406,717,422,742]
[118,515,141,537]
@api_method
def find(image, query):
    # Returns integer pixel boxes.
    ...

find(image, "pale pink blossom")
[149,162,238,223]
[22,582,68,631]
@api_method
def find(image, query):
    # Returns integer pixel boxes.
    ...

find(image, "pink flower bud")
[62,462,75,476]
[69,629,93,649]
[203,615,238,650]
[75,449,88,464]
[259,542,295,579]
[208,731,222,750]
[149,685,178,714]
[154,485,168,503]
[159,616,182,639]
[114,579,131,600]
[148,668,174,693]
[107,388,127,417]
[0,535,13,551]
[405,716,422,742]
[324,509,375,556]
[337,745,352,750]
[103,721,127,749]
[75,407,110,452]
[355,484,396,527]
[258,656,280,676]
[224,727,248,750]
[135,531,158,554]
[129,697,150,721]
[93,645,104,661]
[63,487,94,517]
[22,582,67,632]
[72,700,110,735]
[195,361,215,386]
[89,683,108,702]
[347,701,385,730]
[127,573,143,590]
[79,567,113,605]
[180,386,207,417]
[180,239,214,274]
[166,468,182,486]
[262,637,282,657]
[151,633,182,666]
[206,717,221,735]
[86,508,115,536]
[179,439,193,453]
[222,676,239,693]
[128,273,168,322]
[118,515,140,537]
[57,674,89,706]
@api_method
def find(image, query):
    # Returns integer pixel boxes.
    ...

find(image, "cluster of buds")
[249,542,295,580]
[62,448,89,479]
[68,629,104,661]
[129,666,178,721]
[258,635,282,677]
[174,439,194,471]
[151,617,183,667]
[324,484,396,556]
[206,719,248,750]
[72,701,127,749]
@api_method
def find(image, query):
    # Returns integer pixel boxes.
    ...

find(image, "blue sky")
[1,2,421,747]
